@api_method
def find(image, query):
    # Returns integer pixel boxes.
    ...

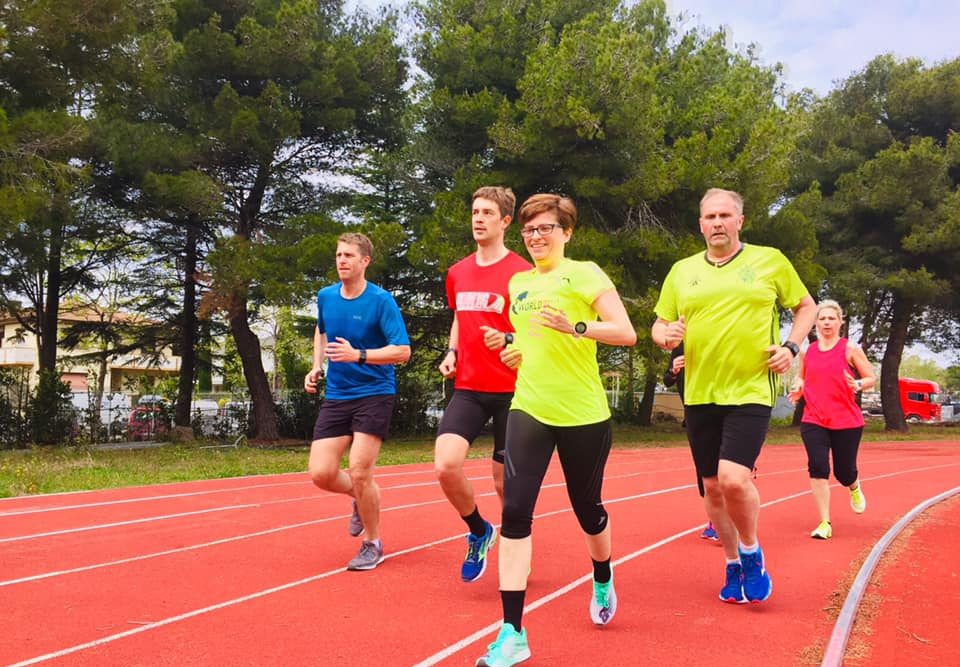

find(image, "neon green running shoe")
[850,485,866,513]
[810,520,832,540]
[476,623,530,667]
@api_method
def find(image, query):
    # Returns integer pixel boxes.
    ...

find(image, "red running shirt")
[446,251,532,392]
[801,337,865,429]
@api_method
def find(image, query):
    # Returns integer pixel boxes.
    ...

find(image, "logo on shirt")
[739,266,758,284]
[456,291,506,314]
[511,290,549,315]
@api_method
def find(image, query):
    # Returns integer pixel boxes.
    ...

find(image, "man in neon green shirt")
[652,188,817,604]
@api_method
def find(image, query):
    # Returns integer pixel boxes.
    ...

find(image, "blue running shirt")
[316,282,410,400]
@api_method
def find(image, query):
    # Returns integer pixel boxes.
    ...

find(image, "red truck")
[899,378,942,422]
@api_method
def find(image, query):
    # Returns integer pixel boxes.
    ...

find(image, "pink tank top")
[801,337,865,429]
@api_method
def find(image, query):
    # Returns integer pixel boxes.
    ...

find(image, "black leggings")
[500,410,612,540]
[800,423,863,486]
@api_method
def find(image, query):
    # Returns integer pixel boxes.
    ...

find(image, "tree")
[791,56,960,431]
[411,0,820,423]
[93,0,408,440]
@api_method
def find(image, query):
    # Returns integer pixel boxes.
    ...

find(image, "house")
[0,307,181,395]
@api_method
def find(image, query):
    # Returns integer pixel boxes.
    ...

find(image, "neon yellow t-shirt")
[509,259,615,426]
[654,244,809,407]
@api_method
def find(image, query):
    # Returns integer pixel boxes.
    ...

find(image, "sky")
[662,0,960,94]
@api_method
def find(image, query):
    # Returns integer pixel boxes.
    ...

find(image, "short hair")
[472,186,516,220]
[817,299,844,320]
[337,232,373,258]
[700,188,744,215]
[517,193,577,231]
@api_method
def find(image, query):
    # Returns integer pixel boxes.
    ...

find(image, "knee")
[349,463,375,489]
[434,458,462,486]
[718,472,749,498]
[494,477,504,499]
[836,469,858,487]
[309,463,337,490]
[501,497,532,539]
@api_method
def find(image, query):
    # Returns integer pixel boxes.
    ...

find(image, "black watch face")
[574,322,587,335]
[504,333,514,345]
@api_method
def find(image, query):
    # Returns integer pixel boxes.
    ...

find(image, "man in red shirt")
[435,186,532,583]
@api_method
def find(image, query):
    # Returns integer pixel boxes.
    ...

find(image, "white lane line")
[0,461,493,515]
[410,461,960,666]
[0,459,924,576]
[5,461,959,666]
[0,473,695,587]
[0,505,257,544]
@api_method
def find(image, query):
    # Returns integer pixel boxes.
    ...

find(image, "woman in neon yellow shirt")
[477,194,637,667]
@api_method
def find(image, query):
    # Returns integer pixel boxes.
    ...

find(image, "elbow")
[623,330,638,346]
[398,346,412,363]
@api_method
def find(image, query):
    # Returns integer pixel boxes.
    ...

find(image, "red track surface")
[1,440,958,666]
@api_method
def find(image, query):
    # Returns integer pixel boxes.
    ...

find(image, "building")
[0,307,180,395]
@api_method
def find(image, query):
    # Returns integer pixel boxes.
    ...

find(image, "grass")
[1,421,956,498]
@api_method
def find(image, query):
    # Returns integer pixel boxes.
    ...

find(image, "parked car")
[127,406,169,441]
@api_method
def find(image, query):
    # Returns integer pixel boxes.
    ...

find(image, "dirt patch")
[797,497,959,666]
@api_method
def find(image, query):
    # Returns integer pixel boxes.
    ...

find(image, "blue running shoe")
[700,522,719,542]
[476,623,530,667]
[719,562,746,604]
[739,546,772,602]
[462,521,497,583]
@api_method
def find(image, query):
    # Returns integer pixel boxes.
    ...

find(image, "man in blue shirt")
[304,232,411,571]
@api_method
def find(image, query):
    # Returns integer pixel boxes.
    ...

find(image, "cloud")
[665,0,960,93]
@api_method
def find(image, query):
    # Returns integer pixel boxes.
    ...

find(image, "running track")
[1,440,958,666]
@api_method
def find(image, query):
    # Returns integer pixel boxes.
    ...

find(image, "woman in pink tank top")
[788,300,876,540]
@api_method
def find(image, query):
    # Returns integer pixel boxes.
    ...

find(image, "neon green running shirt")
[509,259,615,426]
[654,244,809,407]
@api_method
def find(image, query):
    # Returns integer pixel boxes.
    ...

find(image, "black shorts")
[437,390,512,464]
[313,395,395,442]
[684,403,771,478]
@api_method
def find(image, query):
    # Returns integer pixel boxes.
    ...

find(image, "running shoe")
[348,499,364,537]
[719,562,746,604]
[739,546,772,602]
[347,540,384,571]
[462,521,497,583]
[700,522,719,541]
[476,623,530,667]
[850,485,867,514]
[810,520,832,540]
[590,573,618,625]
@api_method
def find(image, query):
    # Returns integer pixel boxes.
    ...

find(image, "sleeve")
[315,290,326,334]
[773,251,810,310]
[379,294,411,346]
[445,267,456,312]
[653,266,679,322]
[575,261,616,306]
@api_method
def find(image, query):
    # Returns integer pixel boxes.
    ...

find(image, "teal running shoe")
[476,623,530,667]
[590,574,618,625]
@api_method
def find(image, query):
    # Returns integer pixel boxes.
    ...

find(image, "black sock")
[462,507,487,537]
[593,558,611,584]
[501,590,526,631]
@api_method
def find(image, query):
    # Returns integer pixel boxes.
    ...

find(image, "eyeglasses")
[520,223,564,237]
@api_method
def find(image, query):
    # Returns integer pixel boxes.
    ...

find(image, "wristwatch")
[573,321,588,338]
[358,349,367,365]
[854,379,863,391]
[503,332,514,346]
[781,341,799,357]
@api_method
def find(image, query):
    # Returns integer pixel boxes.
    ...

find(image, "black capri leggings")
[500,410,612,540]
[800,423,863,487]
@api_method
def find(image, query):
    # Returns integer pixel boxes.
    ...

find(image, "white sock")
[739,542,759,554]
[726,557,741,565]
